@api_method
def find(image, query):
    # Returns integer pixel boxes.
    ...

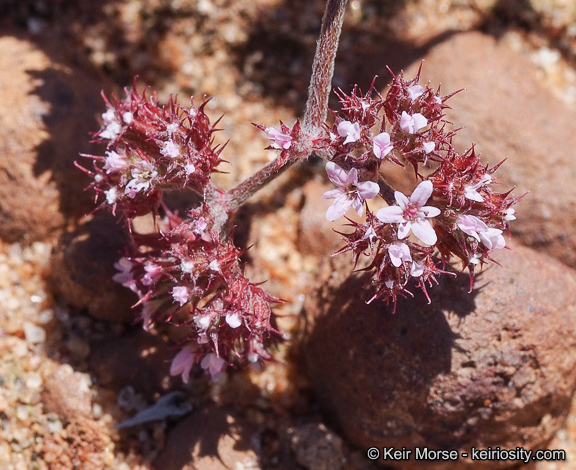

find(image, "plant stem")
[226,0,349,209]
[303,0,349,133]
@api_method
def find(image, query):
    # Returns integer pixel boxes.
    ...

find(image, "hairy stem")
[226,0,349,209]
[303,0,349,132]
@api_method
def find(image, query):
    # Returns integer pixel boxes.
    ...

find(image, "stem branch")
[226,0,349,209]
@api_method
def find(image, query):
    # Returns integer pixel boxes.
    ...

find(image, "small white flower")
[225,313,242,328]
[185,163,196,175]
[400,111,427,134]
[422,141,435,154]
[464,174,492,202]
[337,120,361,144]
[124,161,158,198]
[122,111,133,124]
[100,109,122,140]
[504,208,516,222]
[411,259,425,277]
[181,260,195,274]
[105,187,118,204]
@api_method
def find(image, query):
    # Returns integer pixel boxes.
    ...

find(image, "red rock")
[0,33,107,243]
[302,244,576,469]
[48,211,137,323]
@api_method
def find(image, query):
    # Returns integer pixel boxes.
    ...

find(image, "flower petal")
[356,180,380,200]
[411,219,437,245]
[376,206,404,223]
[397,221,411,239]
[410,180,433,206]
[325,162,348,187]
[326,196,353,221]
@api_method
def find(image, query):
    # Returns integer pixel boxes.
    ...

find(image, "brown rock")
[42,364,92,423]
[153,405,260,470]
[89,327,179,399]
[302,244,576,469]
[403,31,576,267]
[0,33,106,243]
[48,211,137,323]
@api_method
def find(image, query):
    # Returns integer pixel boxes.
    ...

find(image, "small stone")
[22,322,46,344]
[42,364,92,423]
[288,422,344,470]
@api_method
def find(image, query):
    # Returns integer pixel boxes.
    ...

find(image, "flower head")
[376,180,440,245]
[322,162,379,221]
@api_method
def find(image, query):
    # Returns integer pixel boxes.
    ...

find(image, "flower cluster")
[79,86,280,383]
[113,206,280,383]
[78,86,225,218]
[321,71,519,304]
[80,70,519,381]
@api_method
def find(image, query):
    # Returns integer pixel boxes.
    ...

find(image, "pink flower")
[411,259,425,277]
[170,346,196,384]
[103,150,128,173]
[388,242,412,267]
[457,214,488,241]
[457,215,506,250]
[161,140,181,158]
[265,127,292,150]
[408,85,424,101]
[142,263,162,286]
[373,132,393,159]
[400,111,427,134]
[322,162,380,221]
[172,286,191,306]
[112,257,137,289]
[201,353,226,380]
[337,120,361,144]
[479,228,506,250]
[376,180,440,245]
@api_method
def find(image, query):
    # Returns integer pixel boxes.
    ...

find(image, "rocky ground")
[2,0,576,469]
